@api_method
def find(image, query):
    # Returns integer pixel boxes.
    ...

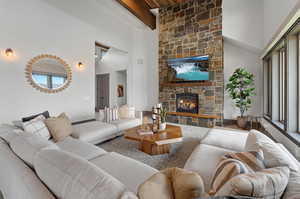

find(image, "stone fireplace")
[159,0,224,127]
[176,93,199,114]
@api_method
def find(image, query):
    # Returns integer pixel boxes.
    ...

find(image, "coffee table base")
[140,142,170,155]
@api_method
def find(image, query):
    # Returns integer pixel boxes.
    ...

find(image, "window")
[263,19,300,136]
[264,58,272,118]
[32,73,66,89]
[278,48,286,124]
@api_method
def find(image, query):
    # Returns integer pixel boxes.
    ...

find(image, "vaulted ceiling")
[116,0,188,30]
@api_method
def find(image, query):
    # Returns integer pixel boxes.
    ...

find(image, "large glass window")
[278,48,286,124]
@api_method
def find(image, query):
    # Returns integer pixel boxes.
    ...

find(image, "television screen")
[167,55,210,82]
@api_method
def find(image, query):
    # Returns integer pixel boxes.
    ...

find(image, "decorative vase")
[159,122,167,131]
[237,116,248,129]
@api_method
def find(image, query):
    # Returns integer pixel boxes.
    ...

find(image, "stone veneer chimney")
[159,0,223,127]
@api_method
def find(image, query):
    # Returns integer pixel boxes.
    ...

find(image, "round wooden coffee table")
[124,124,183,155]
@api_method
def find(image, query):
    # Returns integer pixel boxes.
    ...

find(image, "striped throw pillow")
[23,115,51,140]
[222,150,265,171]
[215,166,290,199]
[210,159,254,195]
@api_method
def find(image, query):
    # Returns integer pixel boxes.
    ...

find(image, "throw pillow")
[34,149,137,199]
[215,166,290,199]
[138,167,205,199]
[119,105,135,119]
[210,159,253,195]
[10,133,59,168]
[245,130,300,172]
[45,113,72,142]
[282,171,300,199]
[222,150,265,171]
[23,115,51,140]
[22,111,50,122]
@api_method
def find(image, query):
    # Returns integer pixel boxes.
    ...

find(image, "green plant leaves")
[226,67,256,117]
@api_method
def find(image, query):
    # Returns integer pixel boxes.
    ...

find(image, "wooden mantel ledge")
[162,82,215,87]
[167,112,221,119]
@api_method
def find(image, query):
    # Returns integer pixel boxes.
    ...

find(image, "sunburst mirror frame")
[25,54,72,94]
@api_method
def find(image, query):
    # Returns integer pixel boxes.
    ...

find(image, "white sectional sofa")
[1,123,299,199]
[0,125,156,199]
[71,110,142,144]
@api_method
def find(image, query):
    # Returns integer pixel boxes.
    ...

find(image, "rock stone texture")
[159,0,223,127]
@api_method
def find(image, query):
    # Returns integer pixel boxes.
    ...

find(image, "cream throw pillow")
[138,167,205,199]
[119,105,135,119]
[45,113,72,142]
[216,166,290,199]
[245,130,300,172]
[23,115,51,139]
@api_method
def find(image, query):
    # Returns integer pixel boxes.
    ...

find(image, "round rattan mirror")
[25,54,72,93]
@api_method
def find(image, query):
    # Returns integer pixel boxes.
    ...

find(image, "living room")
[0,0,300,199]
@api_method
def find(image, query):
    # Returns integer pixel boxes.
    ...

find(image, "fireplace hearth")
[176,93,199,114]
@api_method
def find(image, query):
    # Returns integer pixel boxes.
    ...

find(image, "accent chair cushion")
[22,111,50,122]
[216,167,290,199]
[245,130,300,172]
[23,115,51,139]
[10,133,58,168]
[45,113,72,142]
[138,168,205,199]
[34,149,137,199]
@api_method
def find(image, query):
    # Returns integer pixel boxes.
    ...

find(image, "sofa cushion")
[283,171,300,199]
[45,113,73,142]
[201,128,248,152]
[10,133,59,168]
[110,118,141,132]
[216,167,290,199]
[56,137,107,160]
[245,130,300,172]
[23,115,51,140]
[210,159,253,195]
[91,152,158,193]
[34,149,137,199]
[0,124,22,144]
[72,121,118,144]
[184,144,235,191]
[0,141,56,199]
[138,167,205,199]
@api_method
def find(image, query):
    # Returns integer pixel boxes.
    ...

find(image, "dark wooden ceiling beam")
[116,0,156,30]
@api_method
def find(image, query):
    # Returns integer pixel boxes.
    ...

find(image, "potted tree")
[226,68,255,128]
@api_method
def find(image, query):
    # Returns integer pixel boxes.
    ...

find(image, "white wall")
[0,0,157,123]
[223,0,264,119]
[224,39,263,119]
[263,0,299,46]
[223,0,264,50]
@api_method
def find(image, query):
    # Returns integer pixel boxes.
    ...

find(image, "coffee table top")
[124,124,183,145]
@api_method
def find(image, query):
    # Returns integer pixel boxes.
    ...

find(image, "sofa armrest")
[135,111,143,120]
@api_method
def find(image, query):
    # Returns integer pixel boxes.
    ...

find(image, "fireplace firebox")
[176,93,199,114]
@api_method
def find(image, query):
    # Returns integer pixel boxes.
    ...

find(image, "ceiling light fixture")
[5,48,14,57]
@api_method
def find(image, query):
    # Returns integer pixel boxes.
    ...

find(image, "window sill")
[263,116,300,147]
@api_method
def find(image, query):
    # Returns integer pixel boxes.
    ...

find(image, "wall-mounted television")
[167,55,210,82]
